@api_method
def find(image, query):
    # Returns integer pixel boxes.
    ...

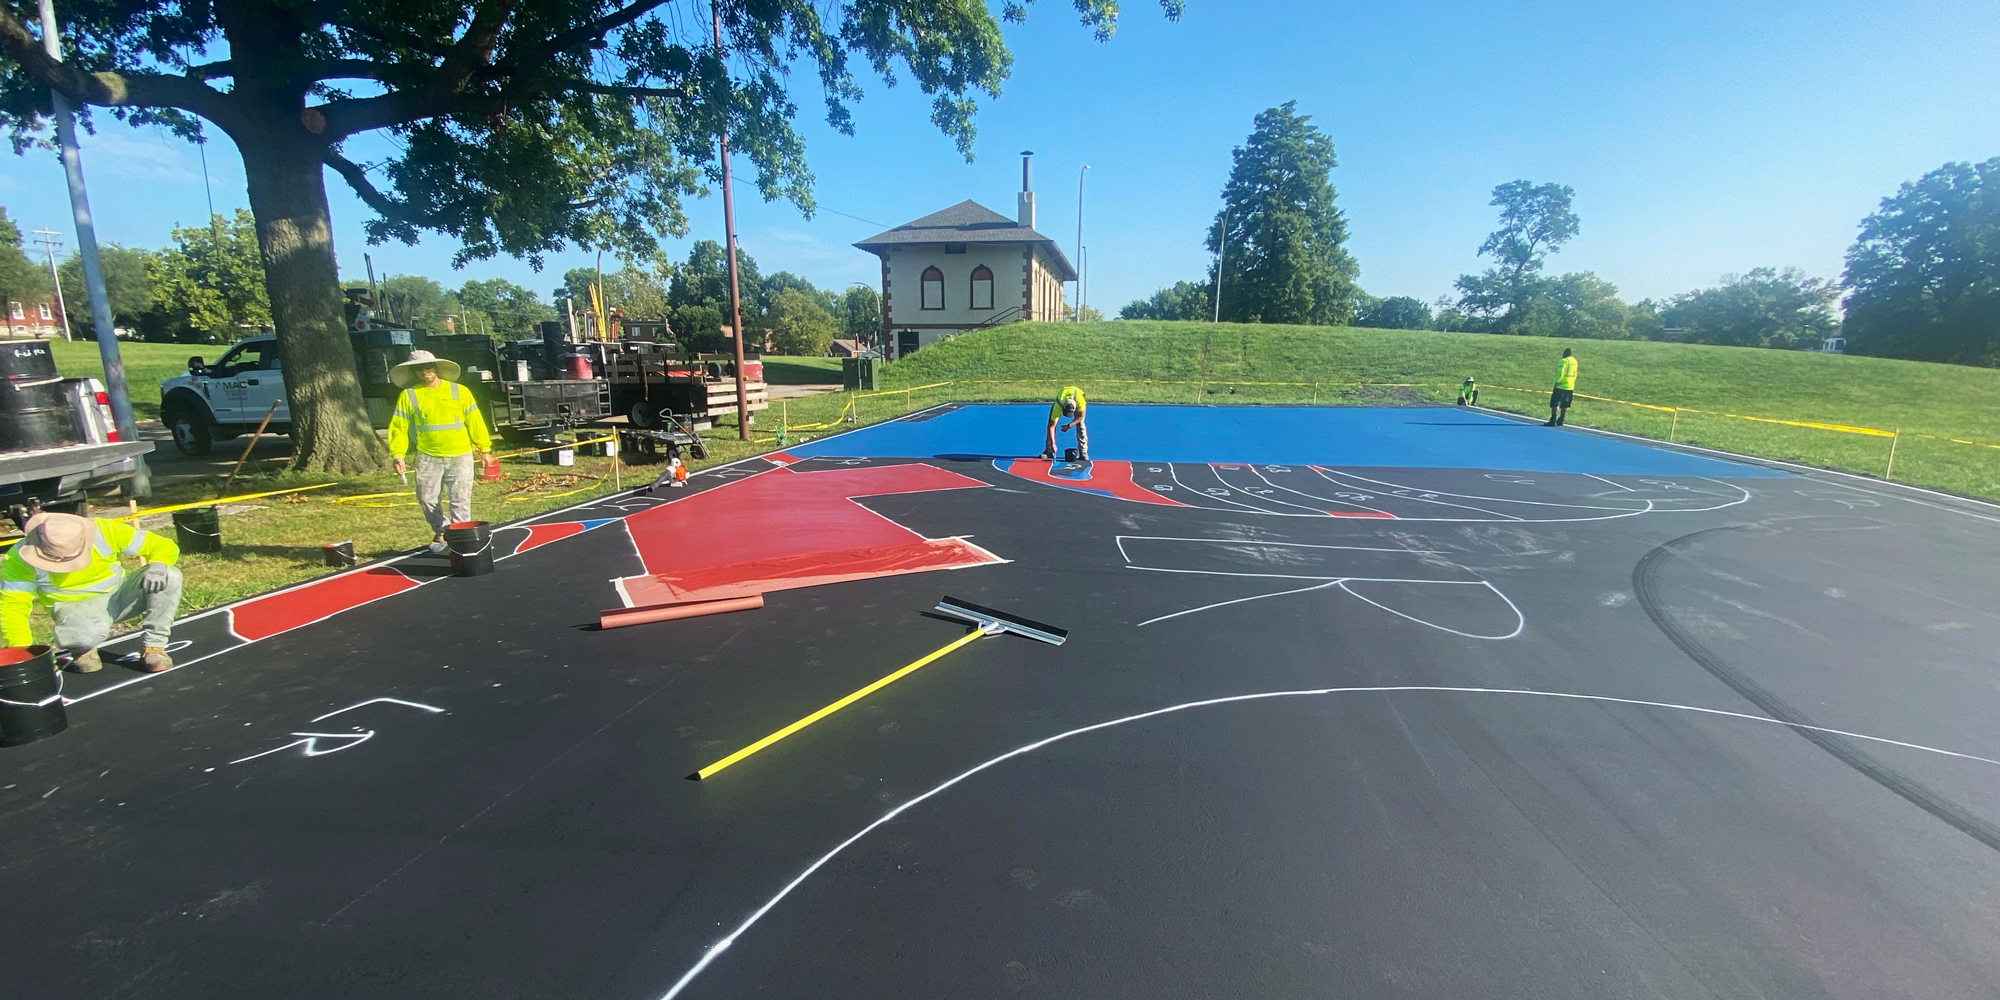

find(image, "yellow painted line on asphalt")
[688,626,993,781]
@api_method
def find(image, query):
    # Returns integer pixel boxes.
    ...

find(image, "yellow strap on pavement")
[689,626,991,780]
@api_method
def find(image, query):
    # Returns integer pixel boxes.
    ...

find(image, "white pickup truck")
[157,336,290,456]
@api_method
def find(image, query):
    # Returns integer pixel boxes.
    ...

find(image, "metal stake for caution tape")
[1669,408,1679,442]
[1886,429,1900,479]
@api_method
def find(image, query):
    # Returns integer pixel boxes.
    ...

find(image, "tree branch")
[187,59,234,79]
[323,149,436,227]
[0,8,239,129]
[511,0,675,68]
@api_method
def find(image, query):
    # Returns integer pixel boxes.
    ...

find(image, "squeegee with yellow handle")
[687,597,1067,781]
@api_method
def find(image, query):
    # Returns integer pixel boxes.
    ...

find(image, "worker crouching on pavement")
[387,350,495,554]
[1042,385,1088,461]
[2,512,181,673]
[1546,348,1577,426]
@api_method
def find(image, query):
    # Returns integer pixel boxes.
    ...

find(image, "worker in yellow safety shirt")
[387,350,495,554]
[1,512,181,673]
[1457,377,1479,406]
[1042,385,1088,462]
[1546,348,1578,426]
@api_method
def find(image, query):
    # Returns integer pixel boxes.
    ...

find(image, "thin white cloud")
[74,130,201,183]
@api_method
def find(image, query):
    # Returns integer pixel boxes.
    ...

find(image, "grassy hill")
[877,320,2000,499]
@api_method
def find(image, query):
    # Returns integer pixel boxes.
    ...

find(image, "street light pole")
[36,0,143,481]
[1212,205,1229,324]
[715,7,750,440]
[1074,164,1088,322]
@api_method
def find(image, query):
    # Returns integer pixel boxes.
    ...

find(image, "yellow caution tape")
[119,482,339,520]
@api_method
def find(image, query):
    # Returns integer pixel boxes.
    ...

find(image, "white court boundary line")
[654,683,2000,999]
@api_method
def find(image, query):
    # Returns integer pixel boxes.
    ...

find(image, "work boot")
[1039,449,1055,461]
[427,534,449,555]
[1542,420,1556,427]
[140,646,174,673]
[66,648,101,673]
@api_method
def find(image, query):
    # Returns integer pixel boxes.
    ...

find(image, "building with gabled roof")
[855,154,1076,358]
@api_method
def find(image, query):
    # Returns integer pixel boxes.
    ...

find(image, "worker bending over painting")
[387,350,496,553]
[1042,385,1088,462]
[2,512,181,673]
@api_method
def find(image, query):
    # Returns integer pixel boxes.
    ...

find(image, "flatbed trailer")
[592,346,768,429]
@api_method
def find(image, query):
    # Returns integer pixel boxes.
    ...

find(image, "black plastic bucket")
[173,506,222,553]
[0,341,77,453]
[444,520,493,577]
[0,645,66,747]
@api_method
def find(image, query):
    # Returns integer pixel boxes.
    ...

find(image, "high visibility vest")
[1556,357,1578,390]
[1,519,179,646]
[1050,386,1087,422]
[386,381,492,458]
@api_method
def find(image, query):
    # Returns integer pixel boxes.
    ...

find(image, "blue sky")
[3,0,1996,314]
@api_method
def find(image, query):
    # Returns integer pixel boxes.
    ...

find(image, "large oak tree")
[0,0,1181,470]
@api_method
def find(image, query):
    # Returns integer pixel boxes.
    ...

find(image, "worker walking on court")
[1,512,181,673]
[387,350,495,554]
[1457,377,1479,406]
[1546,348,1578,426]
[1042,385,1088,461]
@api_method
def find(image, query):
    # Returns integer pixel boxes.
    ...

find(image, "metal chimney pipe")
[1020,150,1033,192]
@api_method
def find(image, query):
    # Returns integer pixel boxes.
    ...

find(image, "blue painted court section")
[788,404,1785,478]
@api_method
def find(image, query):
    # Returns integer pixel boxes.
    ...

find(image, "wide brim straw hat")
[16,512,97,573]
[389,349,461,389]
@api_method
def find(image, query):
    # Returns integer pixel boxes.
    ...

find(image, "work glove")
[140,563,173,594]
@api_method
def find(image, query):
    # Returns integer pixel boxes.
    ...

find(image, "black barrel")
[444,520,494,577]
[0,341,78,453]
[0,645,67,747]
[173,506,222,553]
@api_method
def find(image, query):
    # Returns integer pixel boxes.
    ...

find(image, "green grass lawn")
[876,320,2000,499]
[759,355,842,384]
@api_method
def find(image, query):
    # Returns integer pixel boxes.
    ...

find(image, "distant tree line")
[0,211,882,356]
[1123,107,1996,365]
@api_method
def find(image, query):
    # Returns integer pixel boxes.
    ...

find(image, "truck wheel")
[629,399,661,429]
[166,406,213,457]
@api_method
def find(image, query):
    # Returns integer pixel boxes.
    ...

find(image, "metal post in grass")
[1886,430,1900,479]
[1669,408,1679,442]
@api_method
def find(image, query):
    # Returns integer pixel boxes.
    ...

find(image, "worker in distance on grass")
[387,350,496,554]
[1,512,181,673]
[1042,385,1088,462]
[1546,348,1578,426]
[1457,376,1479,406]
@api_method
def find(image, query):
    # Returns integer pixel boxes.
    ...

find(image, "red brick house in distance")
[855,153,1077,359]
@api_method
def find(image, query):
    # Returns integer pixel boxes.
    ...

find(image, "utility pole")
[715,6,749,440]
[30,228,69,340]
[1212,205,1229,324]
[38,0,142,486]
[1074,164,1088,321]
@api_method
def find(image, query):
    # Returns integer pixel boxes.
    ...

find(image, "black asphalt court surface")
[5,403,2000,999]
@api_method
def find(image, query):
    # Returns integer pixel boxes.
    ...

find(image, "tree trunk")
[240,137,384,474]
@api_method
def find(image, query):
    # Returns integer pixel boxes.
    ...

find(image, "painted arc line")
[655,683,2000,999]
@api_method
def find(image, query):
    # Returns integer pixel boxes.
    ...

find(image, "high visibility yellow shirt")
[1050,386,1087,422]
[1,518,179,646]
[386,381,492,458]
[1555,356,1578,390]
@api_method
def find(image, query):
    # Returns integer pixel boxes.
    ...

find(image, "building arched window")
[921,266,945,310]
[969,265,994,310]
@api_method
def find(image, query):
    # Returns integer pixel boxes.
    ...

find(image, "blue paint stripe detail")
[578,518,616,530]
[787,403,1785,478]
